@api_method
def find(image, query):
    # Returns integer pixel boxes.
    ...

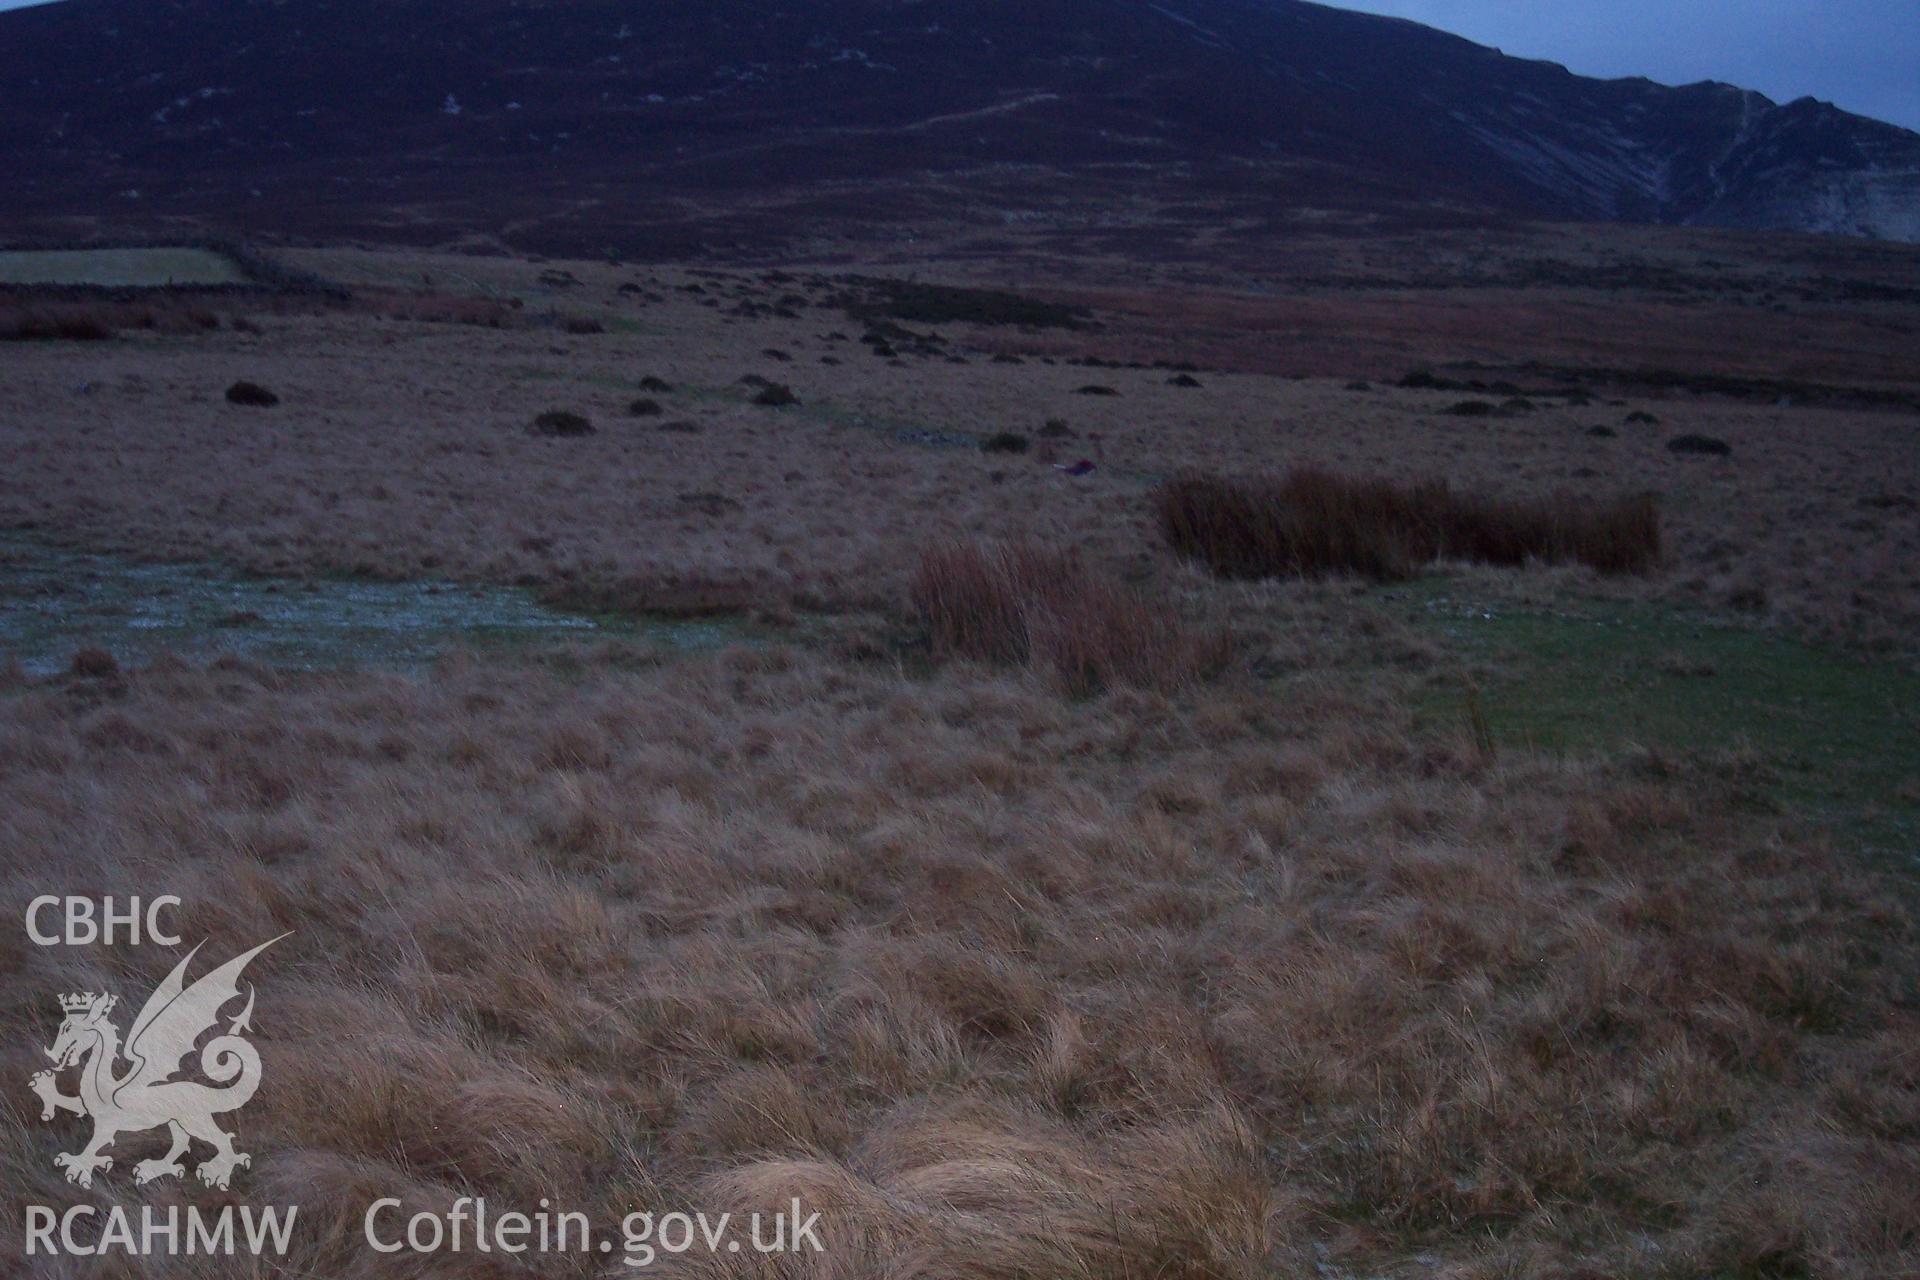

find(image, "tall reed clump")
[1157,468,1661,581]
[911,541,1230,695]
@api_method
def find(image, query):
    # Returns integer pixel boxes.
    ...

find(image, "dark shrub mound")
[1446,400,1496,417]
[870,342,897,358]
[1039,418,1075,439]
[1588,425,1618,438]
[762,348,792,362]
[1167,374,1203,388]
[628,398,664,417]
[739,374,772,388]
[1345,380,1372,392]
[991,353,1025,365]
[1626,411,1661,425]
[639,376,673,392]
[70,648,119,679]
[820,356,842,366]
[1502,397,1536,413]
[1157,468,1661,582]
[753,383,799,407]
[657,420,702,434]
[1668,434,1732,457]
[1399,369,1453,390]
[981,432,1029,455]
[1,305,116,341]
[559,315,604,335]
[1075,385,1119,397]
[530,410,594,437]
[225,380,279,407]
[834,278,1089,330]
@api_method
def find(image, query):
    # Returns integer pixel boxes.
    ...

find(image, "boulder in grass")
[1074,384,1119,397]
[638,375,673,392]
[1668,433,1732,457]
[628,398,664,417]
[753,382,799,408]
[226,380,279,407]
[70,648,120,679]
[1167,373,1203,388]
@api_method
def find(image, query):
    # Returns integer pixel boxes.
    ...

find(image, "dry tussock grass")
[2,650,1914,1278]
[1159,468,1662,581]
[911,540,1231,694]
[1,252,1916,648]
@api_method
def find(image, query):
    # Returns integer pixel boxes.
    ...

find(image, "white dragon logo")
[29,935,286,1190]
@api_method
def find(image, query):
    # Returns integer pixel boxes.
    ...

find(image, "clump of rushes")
[911,540,1230,696]
[1157,467,1661,581]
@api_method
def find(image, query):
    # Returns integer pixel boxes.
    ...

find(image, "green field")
[1396,581,1920,868]
[0,246,248,287]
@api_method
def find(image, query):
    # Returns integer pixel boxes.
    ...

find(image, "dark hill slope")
[2,0,1915,254]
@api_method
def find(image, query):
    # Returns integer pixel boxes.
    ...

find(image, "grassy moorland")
[1,232,1917,1278]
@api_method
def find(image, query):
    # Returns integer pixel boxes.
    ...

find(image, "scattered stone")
[1668,433,1732,457]
[530,410,594,437]
[678,491,740,516]
[225,380,279,407]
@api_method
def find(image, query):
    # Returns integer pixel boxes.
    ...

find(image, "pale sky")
[0,0,1913,131]
[1329,1,1919,131]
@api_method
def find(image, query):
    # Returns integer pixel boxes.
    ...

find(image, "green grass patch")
[0,247,248,287]
[1396,583,1920,867]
